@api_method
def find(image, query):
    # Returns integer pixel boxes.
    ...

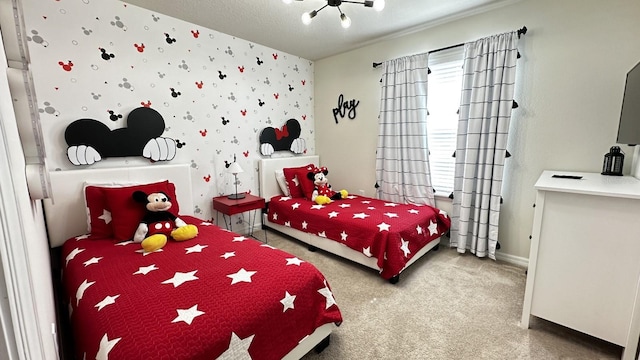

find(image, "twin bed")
[258,156,451,283]
[44,164,341,360]
[44,157,450,359]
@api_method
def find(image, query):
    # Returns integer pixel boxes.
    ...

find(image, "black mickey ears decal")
[65,107,179,165]
[99,47,115,61]
[259,119,306,156]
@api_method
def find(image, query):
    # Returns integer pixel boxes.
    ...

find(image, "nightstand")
[212,194,266,242]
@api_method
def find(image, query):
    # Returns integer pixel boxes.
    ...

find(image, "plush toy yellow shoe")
[171,224,198,241]
[315,195,332,205]
[141,234,168,253]
[339,190,348,199]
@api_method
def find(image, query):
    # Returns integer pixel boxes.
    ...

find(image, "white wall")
[314,0,640,262]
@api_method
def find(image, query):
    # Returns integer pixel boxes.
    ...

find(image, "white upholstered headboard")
[43,164,193,248]
[258,155,319,201]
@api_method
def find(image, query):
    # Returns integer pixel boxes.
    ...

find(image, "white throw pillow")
[275,170,290,196]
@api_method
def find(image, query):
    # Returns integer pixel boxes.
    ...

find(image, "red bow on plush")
[275,125,289,140]
[312,166,327,174]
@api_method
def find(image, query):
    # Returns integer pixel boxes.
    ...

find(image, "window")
[426,46,464,196]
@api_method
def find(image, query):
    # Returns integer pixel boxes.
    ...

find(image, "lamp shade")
[226,162,244,174]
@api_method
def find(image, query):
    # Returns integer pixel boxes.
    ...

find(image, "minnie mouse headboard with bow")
[259,118,306,156]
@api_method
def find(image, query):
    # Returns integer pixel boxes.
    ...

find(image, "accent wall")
[20,0,315,223]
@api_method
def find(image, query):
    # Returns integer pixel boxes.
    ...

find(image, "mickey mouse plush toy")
[307,166,348,205]
[132,190,198,252]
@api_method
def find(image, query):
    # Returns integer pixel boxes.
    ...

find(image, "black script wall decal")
[332,94,360,124]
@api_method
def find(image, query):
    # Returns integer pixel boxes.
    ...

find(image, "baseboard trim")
[439,236,529,268]
[495,252,529,269]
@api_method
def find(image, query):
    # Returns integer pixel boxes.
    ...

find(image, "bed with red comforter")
[61,215,342,360]
[267,195,451,280]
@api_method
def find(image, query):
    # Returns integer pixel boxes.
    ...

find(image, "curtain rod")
[372,26,527,69]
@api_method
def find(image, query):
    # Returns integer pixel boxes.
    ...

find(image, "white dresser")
[521,171,640,360]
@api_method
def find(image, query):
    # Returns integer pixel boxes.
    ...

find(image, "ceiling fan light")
[340,13,351,28]
[373,0,385,11]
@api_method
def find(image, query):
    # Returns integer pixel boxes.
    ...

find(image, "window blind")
[426,46,464,195]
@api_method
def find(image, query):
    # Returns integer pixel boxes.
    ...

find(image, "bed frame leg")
[308,244,318,252]
[314,335,331,354]
[433,243,440,251]
[389,275,400,284]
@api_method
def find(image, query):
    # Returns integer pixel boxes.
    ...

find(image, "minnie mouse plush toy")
[307,166,348,205]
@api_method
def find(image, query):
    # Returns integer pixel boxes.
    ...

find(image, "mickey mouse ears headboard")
[65,107,179,165]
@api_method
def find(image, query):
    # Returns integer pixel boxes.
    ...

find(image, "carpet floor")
[258,230,624,360]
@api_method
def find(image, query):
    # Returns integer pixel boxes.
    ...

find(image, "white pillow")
[275,170,290,196]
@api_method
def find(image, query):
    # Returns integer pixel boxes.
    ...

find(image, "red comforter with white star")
[61,216,342,360]
[267,195,451,279]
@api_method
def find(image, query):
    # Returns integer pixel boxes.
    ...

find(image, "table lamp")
[226,161,245,199]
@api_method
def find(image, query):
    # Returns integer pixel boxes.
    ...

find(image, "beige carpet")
[258,230,623,360]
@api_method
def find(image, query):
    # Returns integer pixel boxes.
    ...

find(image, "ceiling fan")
[282,0,386,29]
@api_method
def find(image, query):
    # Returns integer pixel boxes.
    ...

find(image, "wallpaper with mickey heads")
[19,0,315,223]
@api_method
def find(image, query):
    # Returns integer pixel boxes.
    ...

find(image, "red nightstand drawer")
[212,194,265,216]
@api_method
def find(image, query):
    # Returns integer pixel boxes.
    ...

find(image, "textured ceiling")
[123,0,517,60]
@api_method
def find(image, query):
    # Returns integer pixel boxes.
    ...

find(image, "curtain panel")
[450,31,520,259]
[375,54,435,206]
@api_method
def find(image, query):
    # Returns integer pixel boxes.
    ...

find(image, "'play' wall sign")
[332,94,359,124]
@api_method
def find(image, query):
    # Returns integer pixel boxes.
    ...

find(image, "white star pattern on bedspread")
[66,247,84,265]
[95,295,119,311]
[137,248,164,256]
[227,268,256,285]
[220,251,236,259]
[162,270,199,287]
[96,334,120,360]
[286,257,304,266]
[377,222,390,232]
[428,220,439,235]
[218,333,254,360]
[353,212,369,219]
[76,279,95,305]
[281,291,296,312]
[318,281,337,309]
[400,239,411,257]
[133,264,158,275]
[83,257,102,267]
[185,244,208,254]
[171,304,205,325]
